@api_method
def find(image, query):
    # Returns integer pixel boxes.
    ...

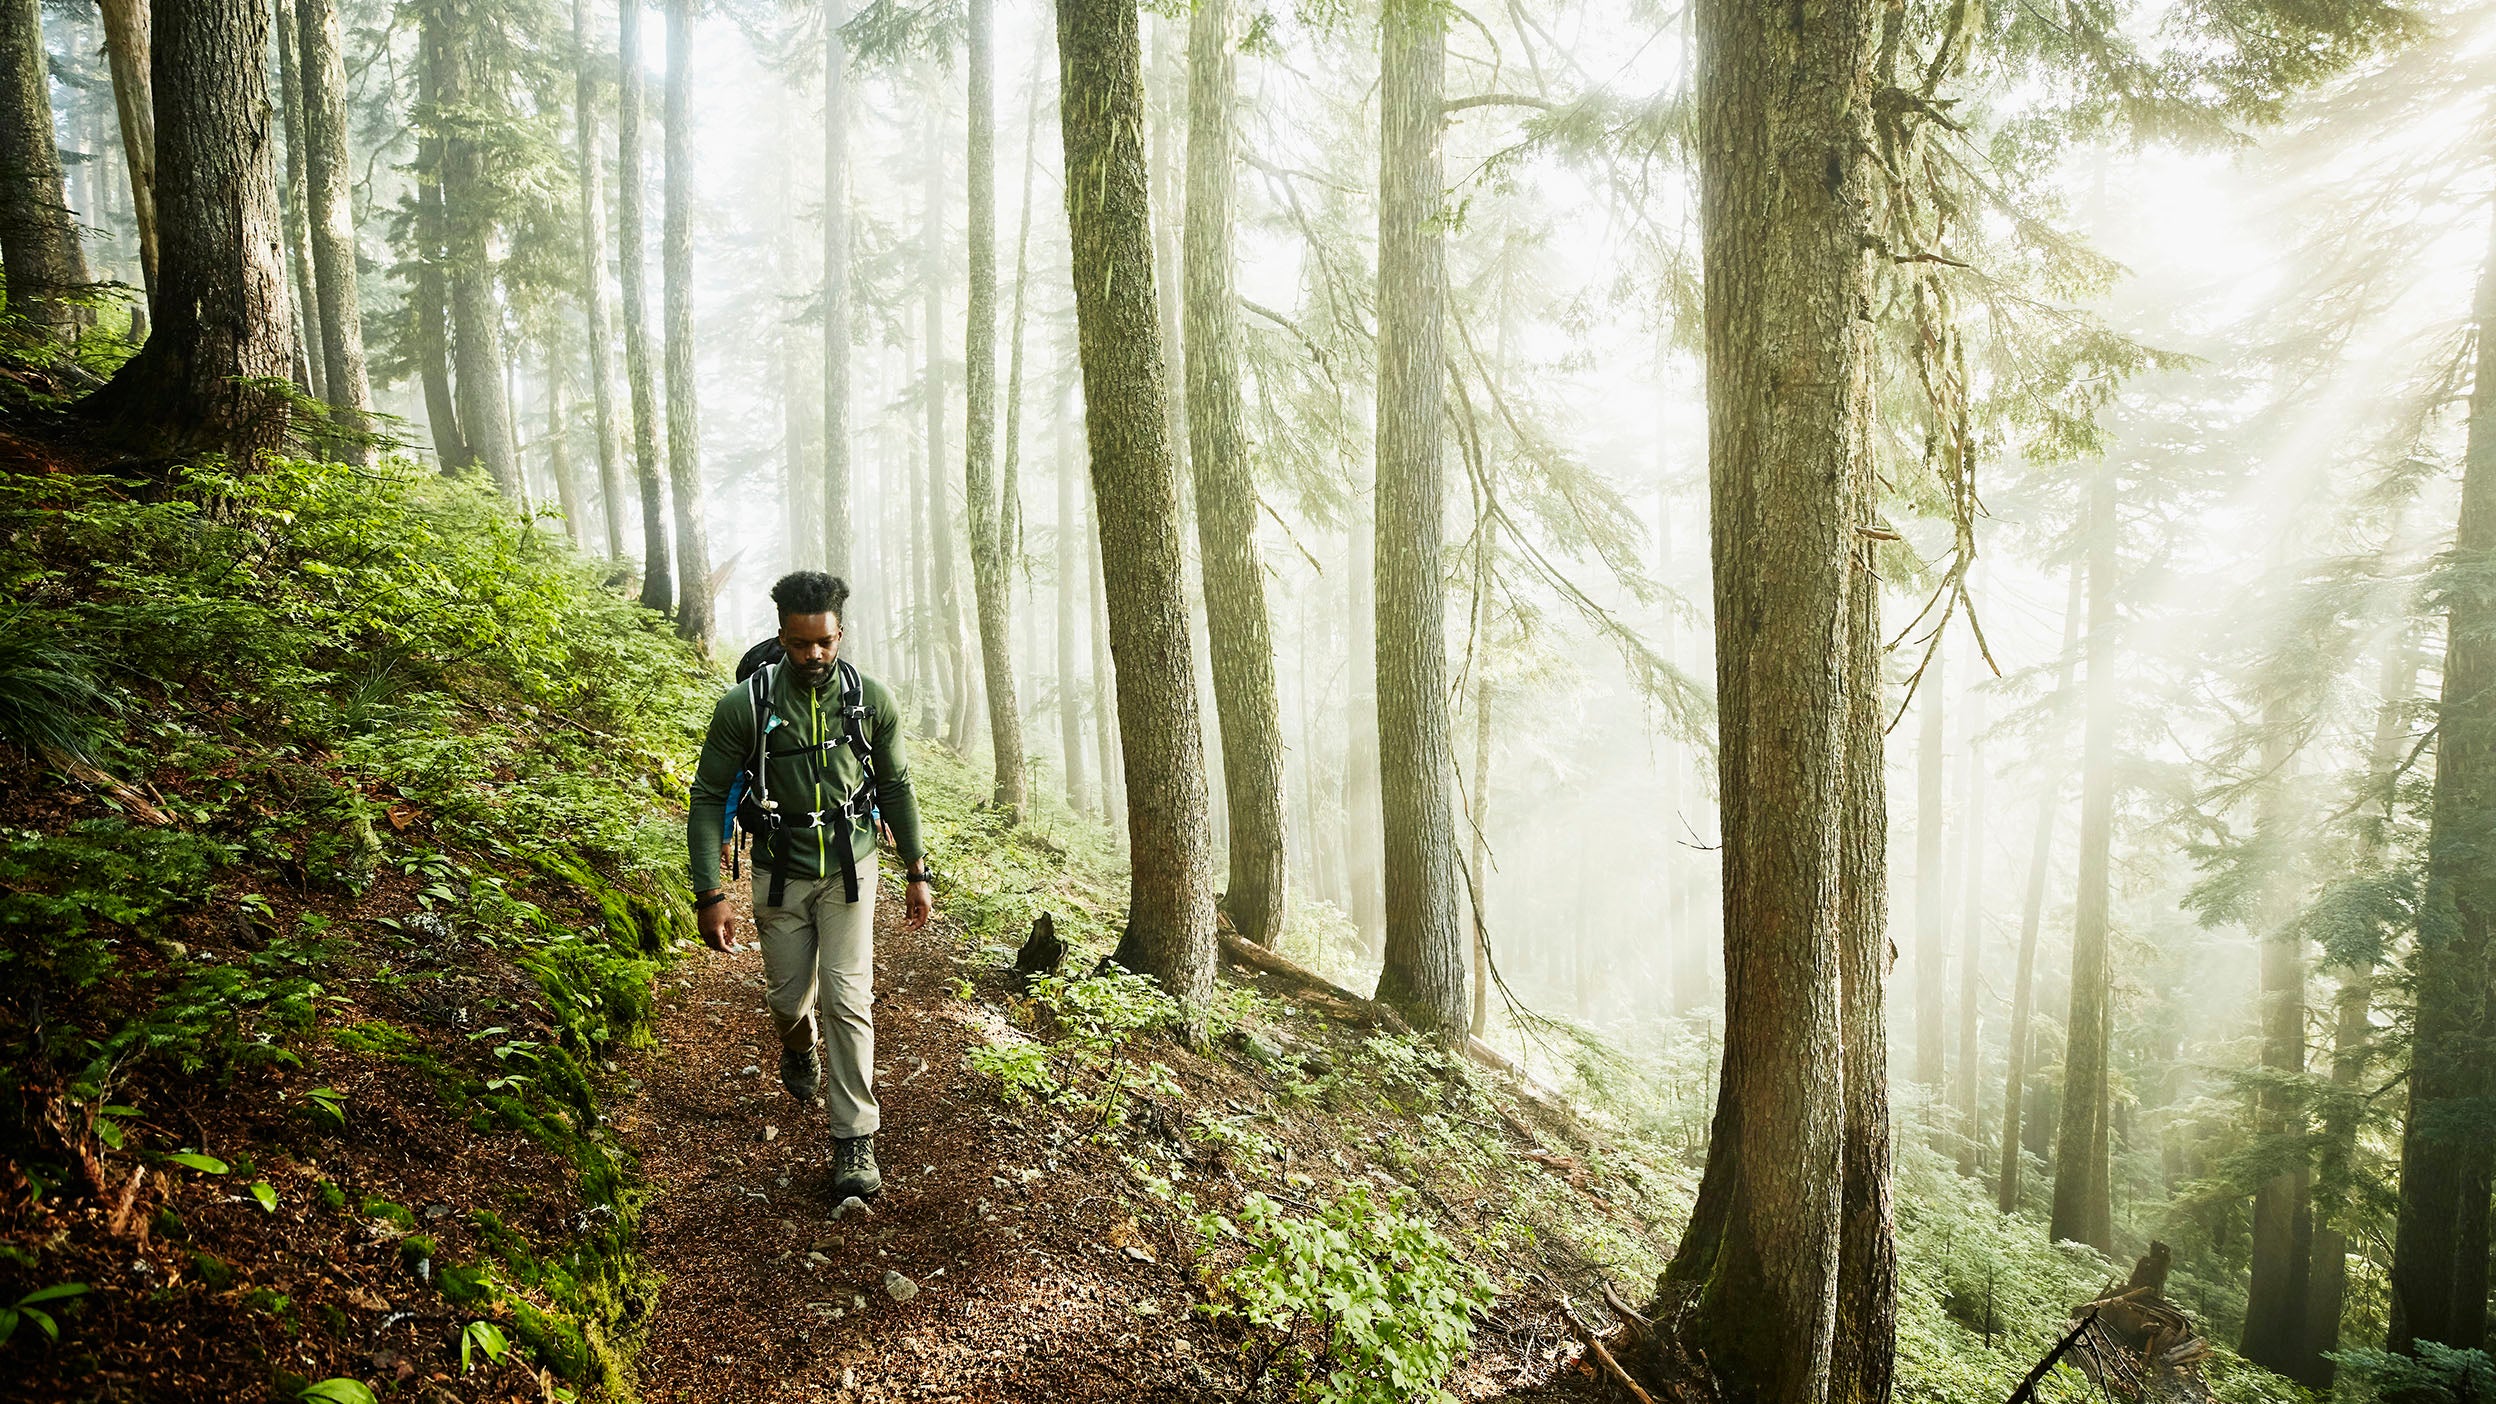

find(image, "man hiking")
[687,571,933,1201]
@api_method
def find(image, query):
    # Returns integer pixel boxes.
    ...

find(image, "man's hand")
[697,891,741,952]
[904,876,934,932]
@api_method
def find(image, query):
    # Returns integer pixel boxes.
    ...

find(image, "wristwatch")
[904,868,933,886]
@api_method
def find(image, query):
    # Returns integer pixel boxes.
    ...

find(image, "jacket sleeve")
[868,680,926,866]
[686,685,751,892]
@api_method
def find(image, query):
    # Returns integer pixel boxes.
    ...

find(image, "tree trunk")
[1367,0,1464,1040]
[618,0,670,609]
[438,0,520,499]
[822,0,852,578]
[573,0,627,557]
[1184,0,1287,948]
[1831,494,1895,1404]
[1914,643,1947,1097]
[963,0,1027,814]
[82,0,295,452]
[2239,723,2312,1374]
[1054,0,1216,1004]
[97,0,157,296]
[1086,468,1124,826]
[1346,432,1385,945]
[2388,198,2496,1357]
[2299,626,2419,1385]
[294,0,370,453]
[1638,0,1878,1395]
[2050,461,2120,1255]
[412,11,464,470]
[1057,378,1089,814]
[1999,560,2084,1214]
[924,85,972,744]
[660,0,712,648]
[272,0,323,402]
[910,323,940,730]
[777,105,816,571]
[1955,689,1987,1176]
[0,0,92,342]
[546,351,585,546]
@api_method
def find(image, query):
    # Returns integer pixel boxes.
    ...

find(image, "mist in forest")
[18,0,2496,1394]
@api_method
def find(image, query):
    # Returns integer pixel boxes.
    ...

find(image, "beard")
[791,656,836,690]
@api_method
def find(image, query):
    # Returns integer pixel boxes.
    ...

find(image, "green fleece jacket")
[685,663,925,893]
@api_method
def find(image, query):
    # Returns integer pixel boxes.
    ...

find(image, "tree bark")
[1638,0,1879,1395]
[1831,493,1895,1404]
[661,0,712,647]
[97,0,157,296]
[618,0,670,609]
[573,0,627,556]
[437,0,520,499]
[2388,198,2496,1357]
[2050,462,2120,1255]
[0,0,91,340]
[412,10,464,471]
[822,0,852,578]
[1955,689,1986,1176]
[1184,0,1288,948]
[964,0,1028,815]
[1057,378,1089,814]
[1999,560,2084,1213]
[82,0,295,452]
[1367,0,1465,1040]
[1055,0,1215,1004]
[272,0,323,402]
[294,0,370,453]
[1088,469,1124,826]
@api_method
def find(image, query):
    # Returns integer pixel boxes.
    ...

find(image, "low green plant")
[0,1283,88,1346]
[461,1319,512,1372]
[1196,1187,1494,1404]
[295,1380,376,1404]
[968,1038,1056,1104]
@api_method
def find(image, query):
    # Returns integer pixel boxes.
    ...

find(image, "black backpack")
[726,640,880,905]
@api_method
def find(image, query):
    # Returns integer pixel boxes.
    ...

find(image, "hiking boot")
[780,1045,820,1105]
[831,1135,882,1199]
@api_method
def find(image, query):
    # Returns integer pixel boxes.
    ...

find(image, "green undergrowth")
[910,751,2313,1404]
[0,451,712,1399]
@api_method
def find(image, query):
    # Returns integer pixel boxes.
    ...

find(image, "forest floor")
[620,882,1620,1403]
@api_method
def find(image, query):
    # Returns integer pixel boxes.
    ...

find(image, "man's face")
[780,611,842,689]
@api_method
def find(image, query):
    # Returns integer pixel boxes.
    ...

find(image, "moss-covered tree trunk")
[963,0,1027,816]
[83,0,296,452]
[2050,461,2119,1255]
[572,0,626,556]
[660,0,712,649]
[1183,0,1287,948]
[1055,0,1214,1005]
[1635,0,1879,1393]
[296,0,371,452]
[617,0,671,610]
[97,0,157,295]
[1999,561,2082,1213]
[1368,0,1465,1040]
[2388,200,2496,1357]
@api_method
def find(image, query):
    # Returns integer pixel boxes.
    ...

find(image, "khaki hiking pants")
[752,870,879,1139]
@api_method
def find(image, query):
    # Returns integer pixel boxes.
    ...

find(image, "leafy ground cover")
[0,450,708,1401]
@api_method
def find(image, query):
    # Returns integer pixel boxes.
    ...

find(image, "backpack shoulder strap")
[838,661,876,785]
[748,663,776,804]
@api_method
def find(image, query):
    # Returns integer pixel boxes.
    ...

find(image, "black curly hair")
[770,571,850,623]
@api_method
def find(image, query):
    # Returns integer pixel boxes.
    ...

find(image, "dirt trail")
[617,892,1225,1403]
